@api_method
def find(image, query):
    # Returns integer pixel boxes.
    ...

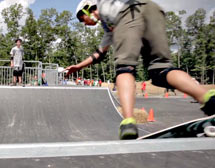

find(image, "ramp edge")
[0,138,214,159]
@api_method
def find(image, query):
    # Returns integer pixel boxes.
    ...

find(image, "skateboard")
[137,115,215,140]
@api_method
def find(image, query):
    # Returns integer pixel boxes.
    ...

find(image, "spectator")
[10,39,24,86]
[84,79,88,86]
[87,79,91,86]
[33,75,38,86]
[42,73,48,86]
[141,81,146,96]
[99,79,102,87]
[95,80,98,86]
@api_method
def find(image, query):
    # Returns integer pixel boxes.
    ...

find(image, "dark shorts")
[148,67,181,89]
[13,69,23,77]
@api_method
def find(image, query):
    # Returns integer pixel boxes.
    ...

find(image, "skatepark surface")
[0,86,214,168]
[134,97,206,135]
[0,87,122,143]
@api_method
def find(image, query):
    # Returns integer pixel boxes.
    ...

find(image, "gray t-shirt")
[98,0,130,48]
[98,0,148,48]
[97,0,130,24]
[10,46,24,69]
[99,22,113,48]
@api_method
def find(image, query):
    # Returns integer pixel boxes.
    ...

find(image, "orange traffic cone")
[183,93,187,98]
[164,92,169,98]
[147,108,155,122]
[144,92,148,98]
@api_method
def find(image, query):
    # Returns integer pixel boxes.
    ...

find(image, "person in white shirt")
[10,39,24,86]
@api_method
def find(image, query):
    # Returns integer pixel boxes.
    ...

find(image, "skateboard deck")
[137,115,215,140]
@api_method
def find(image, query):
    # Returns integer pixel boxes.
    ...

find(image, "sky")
[29,0,80,18]
[0,0,215,32]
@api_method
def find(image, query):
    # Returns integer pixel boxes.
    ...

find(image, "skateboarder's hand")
[64,65,81,77]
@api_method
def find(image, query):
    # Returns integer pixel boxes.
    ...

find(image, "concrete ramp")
[0,86,214,168]
[0,87,122,143]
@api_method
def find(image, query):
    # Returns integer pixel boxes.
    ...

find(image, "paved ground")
[0,86,214,168]
[134,97,206,135]
[0,150,214,168]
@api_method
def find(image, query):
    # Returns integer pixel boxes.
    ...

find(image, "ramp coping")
[0,138,214,159]
[0,86,108,90]
[107,88,123,118]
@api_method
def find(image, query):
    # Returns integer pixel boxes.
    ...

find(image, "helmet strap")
[82,9,91,17]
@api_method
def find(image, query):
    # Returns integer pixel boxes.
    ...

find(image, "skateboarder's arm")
[65,29,112,76]
[65,46,109,76]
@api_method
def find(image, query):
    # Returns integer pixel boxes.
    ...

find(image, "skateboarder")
[65,0,215,140]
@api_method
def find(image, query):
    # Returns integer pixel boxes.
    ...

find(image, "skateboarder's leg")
[117,73,138,140]
[166,70,207,103]
[115,66,138,140]
[113,23,143,139]
[113,1,171,139]
[112,5,146,140]
[116,73,135,118]
[166,69,215,116]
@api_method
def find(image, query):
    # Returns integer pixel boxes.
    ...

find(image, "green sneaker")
[201,90,215,116]
[119,118,138,140]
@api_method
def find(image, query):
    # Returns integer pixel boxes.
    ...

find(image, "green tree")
[51,10,75,67]
[21,8,40,61]
[186,9,208,83]
[0,34,10,63]
[1,3,25,61]
[205,11,215,84]
[71,23,107,81]
[166,10,186,68]
[1,3,24,40]
[37,8,58,62]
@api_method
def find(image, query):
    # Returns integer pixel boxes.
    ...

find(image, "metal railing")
[42,63,59,86]
[0,60,60,86]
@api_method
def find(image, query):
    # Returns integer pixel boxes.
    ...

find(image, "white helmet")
[76,0,97,22]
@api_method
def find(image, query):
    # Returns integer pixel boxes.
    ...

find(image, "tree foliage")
[0,4,215,83]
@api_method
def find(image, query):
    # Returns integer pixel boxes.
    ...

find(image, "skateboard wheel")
[204,126,215,137]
